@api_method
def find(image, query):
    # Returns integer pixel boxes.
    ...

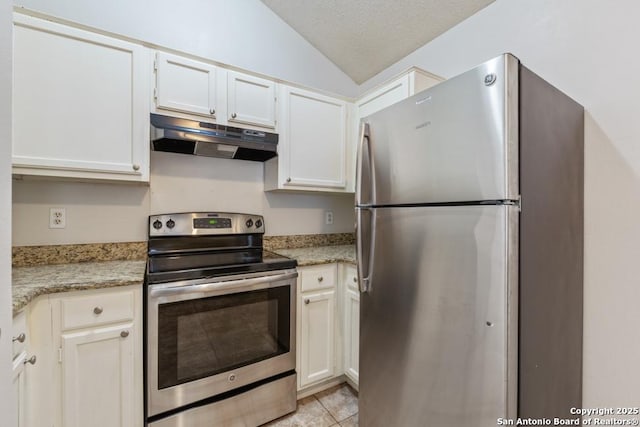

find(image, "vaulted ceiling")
[261,0,495,84]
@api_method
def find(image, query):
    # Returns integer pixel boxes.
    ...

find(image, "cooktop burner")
[145,212,297,284]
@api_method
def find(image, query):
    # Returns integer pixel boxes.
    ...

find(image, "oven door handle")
[149,271,298,298]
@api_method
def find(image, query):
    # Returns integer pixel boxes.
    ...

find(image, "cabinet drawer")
[12,311,27,359]
[61,290,135,331]
[300,264,336,292]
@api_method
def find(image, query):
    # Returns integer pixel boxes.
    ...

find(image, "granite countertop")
[11,243,356,315]
[12,260,146,315]
[274,245,356,266]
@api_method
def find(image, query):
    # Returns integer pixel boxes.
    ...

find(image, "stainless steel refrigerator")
[355,54,583,426]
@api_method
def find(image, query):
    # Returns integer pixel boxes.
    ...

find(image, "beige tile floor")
[264,383,358,427]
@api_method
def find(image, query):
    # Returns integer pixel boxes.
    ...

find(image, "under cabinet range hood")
[150,114,278,162]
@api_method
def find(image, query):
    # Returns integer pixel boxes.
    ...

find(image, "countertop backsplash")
[12,233,355,267]
[12,241,147,267]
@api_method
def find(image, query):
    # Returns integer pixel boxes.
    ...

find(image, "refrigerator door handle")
[355,122,373,206]
[356,207,376,293]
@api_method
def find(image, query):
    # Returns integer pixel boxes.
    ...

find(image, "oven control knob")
[166,219,175,229]
[152,220,162,230]
[255,219,263,228]
[245,219,254,228]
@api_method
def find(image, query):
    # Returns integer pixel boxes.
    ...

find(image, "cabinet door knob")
[24,355,36,365]
[353,277,357,283]
[286,177,291,183]
[93,306,103,315]
[317,276,324,282]
[12,333,26,343]
[132,164,140,171]
[231,112,237,119]
[304,298,310,305]
[120,330,130,338]
[209,109,216,115]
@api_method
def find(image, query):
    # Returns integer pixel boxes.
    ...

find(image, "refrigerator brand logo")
[415,121,431,130]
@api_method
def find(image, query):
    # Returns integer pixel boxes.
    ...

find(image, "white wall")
[150,152,355,237]
[12,153,355,245]
[0,0,14,422]
[14,0,358,97]
[11,0,359,246]
[359,0,640,411]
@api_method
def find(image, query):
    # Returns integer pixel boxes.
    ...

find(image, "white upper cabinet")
[12,14,149,182]
[227,71,276,129]
[154,52,219,120]
[356,68,443,120]
[265,85,349,192]
[348,68,443,192]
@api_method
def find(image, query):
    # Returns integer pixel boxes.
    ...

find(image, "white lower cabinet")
[12,310,30,427]
[296,263,360,394]
[299,289,336,387]
[61,322,136,427]
[25,285,143,427]
[297,264,338,390]
[13,356,26,427]
[341,265,360,386]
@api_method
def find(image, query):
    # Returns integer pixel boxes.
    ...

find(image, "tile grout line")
[312,394,341,425]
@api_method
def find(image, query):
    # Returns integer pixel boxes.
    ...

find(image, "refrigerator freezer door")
[359,54,519,206]
[359,204,518,427]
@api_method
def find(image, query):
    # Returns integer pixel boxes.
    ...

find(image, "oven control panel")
[149,212,265,236]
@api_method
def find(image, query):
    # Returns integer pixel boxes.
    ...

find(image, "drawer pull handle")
[24,355,36,365]
[304,298,310,305]
[120,330,130,338]
[317,276,323,282]
[93,306,103,315]
[12,333,26,343]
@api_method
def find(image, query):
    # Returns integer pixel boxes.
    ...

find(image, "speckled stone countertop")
[274,245,356,266]
[11,241,356,315]
[12,260,146,315]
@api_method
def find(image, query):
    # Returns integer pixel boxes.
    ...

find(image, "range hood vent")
[150,114,278,162]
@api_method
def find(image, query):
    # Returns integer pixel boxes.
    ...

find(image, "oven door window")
[157,285,290,389]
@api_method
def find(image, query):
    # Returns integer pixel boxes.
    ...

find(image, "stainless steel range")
[144,212,298,427]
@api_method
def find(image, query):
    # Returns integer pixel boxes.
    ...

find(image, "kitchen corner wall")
[12,152,356,246]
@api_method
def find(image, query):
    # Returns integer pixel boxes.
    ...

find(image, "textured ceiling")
[261,0,495,84]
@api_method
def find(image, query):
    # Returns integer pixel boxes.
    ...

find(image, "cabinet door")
[12,353,27,427]
[155,52,218,119]
[279,86,347,189]
[227,71,276,128]
[357,74,411,119]
[12,14,148,182]
[299,289,336,388]
[61,323,135,427]
[344,288,360,384]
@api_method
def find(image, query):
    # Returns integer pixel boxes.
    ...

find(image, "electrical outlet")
[49,208,66,229]
[325,211,334,225]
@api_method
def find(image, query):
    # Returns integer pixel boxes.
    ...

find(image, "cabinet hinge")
[58,347,62,363]
[153,59,157,71]
[153,87,158,100]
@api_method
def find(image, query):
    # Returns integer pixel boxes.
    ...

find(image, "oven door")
[146,269,297,417]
